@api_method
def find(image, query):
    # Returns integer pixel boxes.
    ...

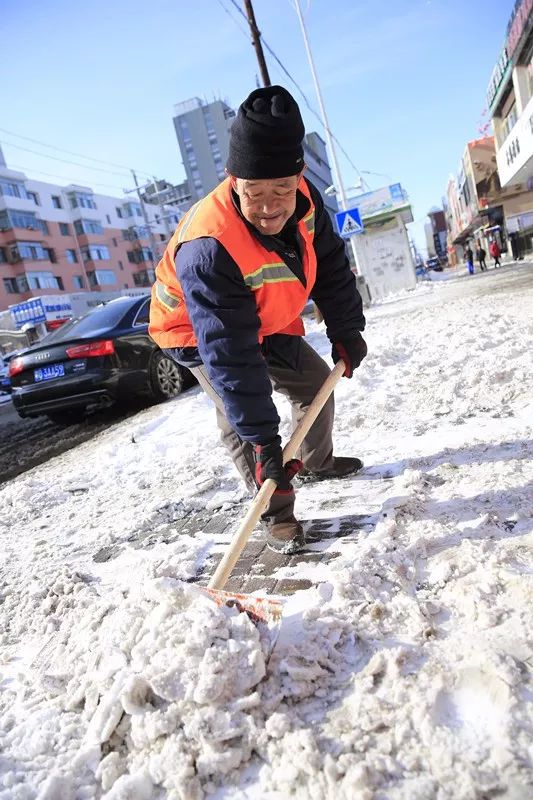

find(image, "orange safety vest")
[148,177,317,349]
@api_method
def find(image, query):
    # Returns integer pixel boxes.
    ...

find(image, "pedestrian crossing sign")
[335,207,364,238]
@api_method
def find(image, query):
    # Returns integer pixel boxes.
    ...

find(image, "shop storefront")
[506,210,533,257]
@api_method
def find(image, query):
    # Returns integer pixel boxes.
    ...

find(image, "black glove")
[332,332,368,378]
[253,441,303,494]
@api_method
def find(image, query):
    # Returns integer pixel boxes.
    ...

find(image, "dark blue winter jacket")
[167,178,365,444]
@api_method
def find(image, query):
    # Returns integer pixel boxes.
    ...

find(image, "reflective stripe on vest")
[244,261,300,291]
[303,209,315,235]
[177,200,203,243]
[155,280,180,311]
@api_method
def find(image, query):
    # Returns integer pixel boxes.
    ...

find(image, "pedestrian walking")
[476,243,487,271]
[465,243,475,275]
[489,239,502,268]
[149,85,367,553]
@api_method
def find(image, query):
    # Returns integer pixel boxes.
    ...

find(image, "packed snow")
[0,264,532,799]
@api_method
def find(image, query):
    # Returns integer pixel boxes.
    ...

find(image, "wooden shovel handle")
[208,359,345,590]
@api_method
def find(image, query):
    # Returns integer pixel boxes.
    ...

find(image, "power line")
[1,140,136,179]
[224,0,363,179]
[0,126,152,178]
[5,163,129,193]
[215,0,253,41]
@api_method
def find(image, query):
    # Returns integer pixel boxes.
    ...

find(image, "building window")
[123,202,142,218]
[11,241,50,261]
[3,277,18,294]
[112,237,117,246]
[52,195,62,209]
[0,248,6,263]
[119,261,124,270]
[16,276,29,292]
[59,222,70,236]
[81,245,110,262]
[27,271,59,290]
[503,104,518,138]
[27,191,39,205]
[127,247,153,264]
[66,249,78,263]
[116,206,123,218]
[106,214,111,224]
[73,275,84,289]
[56,276,64,291]
[133,270,154,287]
[74,219,104,235]
[0,180,27,199]
[87,269,116,287]
[1,209,48,234]
[45,248,57,263]
[69,192,97,210]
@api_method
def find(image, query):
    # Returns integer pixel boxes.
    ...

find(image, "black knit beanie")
[226,85,305,179]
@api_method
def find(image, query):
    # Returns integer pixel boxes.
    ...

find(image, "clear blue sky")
[1,0,513,253]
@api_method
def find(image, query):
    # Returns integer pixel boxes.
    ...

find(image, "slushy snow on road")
[0,264,532,799]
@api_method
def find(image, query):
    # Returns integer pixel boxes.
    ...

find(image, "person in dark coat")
[465,243,475,275]
[476,242,487,271]
[150,86,367,552]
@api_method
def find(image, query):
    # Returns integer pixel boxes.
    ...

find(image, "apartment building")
[0,150,182,312]
[173,97,236,200]
[172,96,338,220]
[487,0,533,254]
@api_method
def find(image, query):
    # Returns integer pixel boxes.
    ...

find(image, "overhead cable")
[5,163,129,193]
[0,140,137,179]
[0,127,152,178]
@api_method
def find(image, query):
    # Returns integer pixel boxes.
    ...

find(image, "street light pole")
[293,0,359,272]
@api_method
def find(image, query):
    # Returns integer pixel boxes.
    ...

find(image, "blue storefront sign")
[11,298,47,328]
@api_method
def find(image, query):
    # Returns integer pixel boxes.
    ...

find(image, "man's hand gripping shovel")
[198,360,345,655]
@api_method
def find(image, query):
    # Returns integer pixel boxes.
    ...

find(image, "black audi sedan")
[9,295,194,423]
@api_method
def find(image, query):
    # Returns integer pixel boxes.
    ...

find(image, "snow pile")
[0,564,363,799]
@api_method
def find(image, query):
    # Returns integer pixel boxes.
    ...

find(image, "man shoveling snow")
[149,85,367,554]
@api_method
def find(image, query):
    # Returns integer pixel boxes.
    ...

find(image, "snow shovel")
[199,359,346,637]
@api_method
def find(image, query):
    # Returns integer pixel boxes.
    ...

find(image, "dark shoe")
[265,515,354,554]
[264,516,304,554]
[297,456,364,483]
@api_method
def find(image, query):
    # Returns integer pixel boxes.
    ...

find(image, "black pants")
[478,258,487,271]
[189,339,335,522]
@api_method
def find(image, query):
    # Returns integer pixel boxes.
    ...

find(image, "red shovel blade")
[199,587,283,653]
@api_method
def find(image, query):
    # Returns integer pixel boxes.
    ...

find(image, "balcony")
[496,92,533,186]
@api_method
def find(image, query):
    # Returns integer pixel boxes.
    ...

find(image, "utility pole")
[131,169,160,272]
[293,0,359,273]
[243,0,271,87]
[152,176,172,241]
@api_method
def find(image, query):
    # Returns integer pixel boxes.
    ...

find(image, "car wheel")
[150,351,185,401]
[46,409,87,426]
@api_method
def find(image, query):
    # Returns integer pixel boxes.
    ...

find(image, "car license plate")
[34,364,65,382]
